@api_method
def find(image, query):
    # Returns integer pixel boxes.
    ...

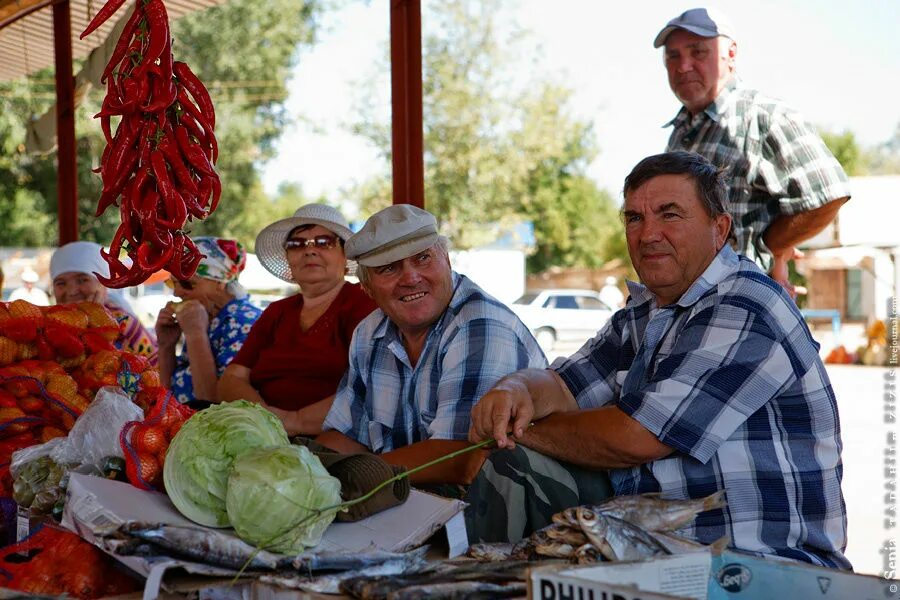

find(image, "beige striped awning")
[0,0,226,82]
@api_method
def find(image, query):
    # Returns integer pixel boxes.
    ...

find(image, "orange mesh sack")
[0,525,140,598]
[120,389,193,490]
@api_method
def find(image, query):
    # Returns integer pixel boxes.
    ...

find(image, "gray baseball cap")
[346,204,439,267]
[654,8,736,48]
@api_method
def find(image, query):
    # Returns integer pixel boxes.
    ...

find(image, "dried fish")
[260,550,429,594]
[466,542,515,561]
[543,524,588,546]
[509,536,538,561]
[649,531,730,555]
[591,490,727,532]
[552,508,580,528]
[573,543,603,564]
[534,541,577,558]
[553,490,726,533]
[112,522,282,570]
[576,510,671,561]
[291,545,430,573]
[341,560,533,599]
[386,580,527,599]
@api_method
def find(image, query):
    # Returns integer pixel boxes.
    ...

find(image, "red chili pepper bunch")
[81,0,221,288]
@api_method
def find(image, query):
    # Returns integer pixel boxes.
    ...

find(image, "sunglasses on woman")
[283,234,339,251]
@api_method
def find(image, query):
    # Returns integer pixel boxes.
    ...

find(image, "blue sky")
[261,0,900,210]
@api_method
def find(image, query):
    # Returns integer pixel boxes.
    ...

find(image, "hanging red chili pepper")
[82,0,222,288]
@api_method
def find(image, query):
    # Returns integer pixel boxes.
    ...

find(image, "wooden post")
[389,0,424,208]
[53,0,78,244]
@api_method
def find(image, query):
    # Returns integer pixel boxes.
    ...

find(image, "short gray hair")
[357,236,450,289]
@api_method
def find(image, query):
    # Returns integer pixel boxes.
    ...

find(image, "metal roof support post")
[389,0,424,208]
[53,0,78,244]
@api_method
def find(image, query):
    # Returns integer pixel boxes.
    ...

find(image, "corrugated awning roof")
[0,0,225,82]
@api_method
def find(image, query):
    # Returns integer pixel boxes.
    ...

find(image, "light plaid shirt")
[666,79,851,271]
[554,246,849,569]
[323,273,547,453]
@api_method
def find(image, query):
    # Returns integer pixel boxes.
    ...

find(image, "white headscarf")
[50,241,135,313]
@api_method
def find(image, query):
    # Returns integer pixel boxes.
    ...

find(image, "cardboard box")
[62,473,467,599]
[530,550,899,600]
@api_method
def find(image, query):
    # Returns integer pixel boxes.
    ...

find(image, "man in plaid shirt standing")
[657,8,850,298]
[466,151,849,569]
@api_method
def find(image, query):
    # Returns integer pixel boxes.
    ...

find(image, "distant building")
[800,176,900,322]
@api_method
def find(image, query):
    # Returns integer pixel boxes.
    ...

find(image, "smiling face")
[284,224,347,290]
[52,271,108,304]
[624,174,731,306]
[362,244,454,339]
[664,30,736,115]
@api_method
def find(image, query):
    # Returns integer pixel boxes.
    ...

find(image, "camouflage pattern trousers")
[464,445,613,543]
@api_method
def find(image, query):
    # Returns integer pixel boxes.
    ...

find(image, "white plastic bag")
[49,386,144,467]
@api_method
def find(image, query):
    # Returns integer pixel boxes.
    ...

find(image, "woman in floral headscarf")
[155,237,262,407]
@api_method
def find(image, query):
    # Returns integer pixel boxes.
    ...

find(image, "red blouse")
[231,283,376,411]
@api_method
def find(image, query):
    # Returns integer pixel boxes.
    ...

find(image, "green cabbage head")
[163,400,290,527]
[226,445,342,553]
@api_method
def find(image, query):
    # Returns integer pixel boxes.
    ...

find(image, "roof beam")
[53,0,78,244]
[390,0,424,208]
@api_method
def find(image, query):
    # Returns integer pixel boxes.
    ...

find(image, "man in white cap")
[9,268,50,306]
[656,8,850,298]
[317,204,547,486]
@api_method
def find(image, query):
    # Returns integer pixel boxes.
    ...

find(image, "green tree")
[0,78,61,245]
[351,0,625,273]
[821,129,861,176]
[0,0,324,249]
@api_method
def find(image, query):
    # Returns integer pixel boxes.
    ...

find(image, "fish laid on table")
[260,549,430,595]
[510,523,588,560]
[576,510,671,562]
[290,545,430,573]
[556,490,727,532]
[573,543,603,564]
[466,542,515,561]
[649,531,729,555]
[534,540,578,559]
[111,522,282,571]
[340,560,534,599]
[543,523,588,546]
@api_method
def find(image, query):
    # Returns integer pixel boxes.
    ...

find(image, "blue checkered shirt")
[554,246,849,569]
[666,79,851,271]
[323,272,547,453]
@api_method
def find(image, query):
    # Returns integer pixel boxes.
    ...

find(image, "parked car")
[510,289,614,352]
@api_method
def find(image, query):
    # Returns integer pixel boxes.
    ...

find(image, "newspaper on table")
[62,472,467,599]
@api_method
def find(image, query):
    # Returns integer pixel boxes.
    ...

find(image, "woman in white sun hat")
[218,203,375,435]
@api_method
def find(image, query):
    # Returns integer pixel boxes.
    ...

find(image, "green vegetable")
[226,445,341,553]
[163,400,290,527]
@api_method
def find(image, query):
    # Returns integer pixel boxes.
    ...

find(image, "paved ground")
[546,341,897,576]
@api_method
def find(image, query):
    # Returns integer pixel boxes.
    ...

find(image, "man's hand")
[468,376,534,449]
[769,247,807,300]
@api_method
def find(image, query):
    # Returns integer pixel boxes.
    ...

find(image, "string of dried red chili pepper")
[82,0,222,288]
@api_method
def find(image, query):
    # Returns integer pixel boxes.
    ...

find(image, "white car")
[510,289,614,352]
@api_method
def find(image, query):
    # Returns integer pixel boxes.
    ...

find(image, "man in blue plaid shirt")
[467,151,849,569]
[319,204,546,487]
[656,8,850,298]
